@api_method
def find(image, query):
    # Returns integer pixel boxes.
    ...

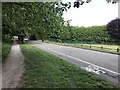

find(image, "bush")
[29,35,37,40]
[2,35,12,43]
[49,25,116,44]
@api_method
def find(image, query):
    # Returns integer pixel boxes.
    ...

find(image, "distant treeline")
[48,25,116,44]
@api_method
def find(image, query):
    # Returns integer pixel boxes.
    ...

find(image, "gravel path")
[2,42,25,88]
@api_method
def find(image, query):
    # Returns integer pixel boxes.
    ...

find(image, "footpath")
[2,41,25,88]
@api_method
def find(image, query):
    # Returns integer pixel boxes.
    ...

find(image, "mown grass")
[2,43,12,62]
[45,41,119,55]
[21,44,116,88]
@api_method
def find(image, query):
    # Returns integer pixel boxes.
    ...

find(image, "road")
[29,40,119,86]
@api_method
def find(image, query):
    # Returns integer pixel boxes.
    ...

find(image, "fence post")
[90,45,91,48]
[117,48,119,52]
[101,46,103,50]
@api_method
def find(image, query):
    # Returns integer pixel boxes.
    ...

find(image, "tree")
[73,0,119,8]
[2,2,70,43]
[106,18,120,42]
[3,1,118,43]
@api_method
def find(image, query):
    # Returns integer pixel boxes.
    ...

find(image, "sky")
[62,0,118,27]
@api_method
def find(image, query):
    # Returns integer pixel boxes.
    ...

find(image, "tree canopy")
[107,18,120,42]
[2,1,119,43]
[73,0,119,8]
[2,2,70,41]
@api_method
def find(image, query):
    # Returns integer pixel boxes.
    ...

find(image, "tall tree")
[106,18,120,42]
[2,2,70,43]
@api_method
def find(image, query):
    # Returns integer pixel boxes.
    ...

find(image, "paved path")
[2,42,25,88]
[29,40,119,86]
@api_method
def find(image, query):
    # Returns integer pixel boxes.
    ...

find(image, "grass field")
[80,44,118,49]
[45,41,119,55]
[2,43,12,62]
[21,44,116,88]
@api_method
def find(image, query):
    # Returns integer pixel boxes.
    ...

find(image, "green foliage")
[2,35,12,62]
[49,25,116,44]
[107,18,120,42]
[3,2,118,44]
[2,43,12,62]
[2,35,12,43]
[2,2,70,40]
[73,0,119,8]
[29,34,37,40]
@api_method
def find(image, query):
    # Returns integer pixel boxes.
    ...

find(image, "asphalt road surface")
[28,40,119,86]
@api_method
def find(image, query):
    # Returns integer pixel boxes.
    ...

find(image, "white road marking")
[35,45,120,76]
[81,65,106,75]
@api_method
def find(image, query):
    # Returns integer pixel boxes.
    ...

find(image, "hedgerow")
[49,25,116,44]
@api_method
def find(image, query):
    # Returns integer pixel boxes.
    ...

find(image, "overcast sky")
[62,0,118,27]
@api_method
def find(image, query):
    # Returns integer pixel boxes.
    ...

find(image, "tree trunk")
[18,35,24,44]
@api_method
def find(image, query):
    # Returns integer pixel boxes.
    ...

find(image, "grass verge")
[21,44,116,88]
[45,41,119,55]
[2,43,12,62]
